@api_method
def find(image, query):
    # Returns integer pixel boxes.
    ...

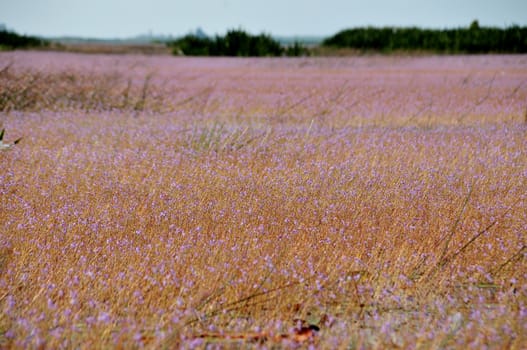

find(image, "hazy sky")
[1,0,526,38]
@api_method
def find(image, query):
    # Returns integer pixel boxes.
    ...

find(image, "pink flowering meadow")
[0,51,526,348]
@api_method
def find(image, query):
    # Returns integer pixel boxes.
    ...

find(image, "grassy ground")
[0,52,526,349]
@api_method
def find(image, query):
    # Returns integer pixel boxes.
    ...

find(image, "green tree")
[169,29,292,57]
[322,22,527,53]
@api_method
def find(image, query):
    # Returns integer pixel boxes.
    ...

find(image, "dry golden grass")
[0,52,526,348]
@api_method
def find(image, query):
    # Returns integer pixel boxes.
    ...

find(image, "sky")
[1,0,526,39]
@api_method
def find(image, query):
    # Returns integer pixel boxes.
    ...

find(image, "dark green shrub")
[169,29,304,57]
[0,29,49,50]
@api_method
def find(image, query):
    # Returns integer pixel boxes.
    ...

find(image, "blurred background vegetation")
[323,21,527,54]
[1,21,526,55]
[167,29,308,56]
[0,29,49,50]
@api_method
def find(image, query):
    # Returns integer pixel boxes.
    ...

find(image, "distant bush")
[169,29,306,57]
[322,21,527,53]
[0,29,49,50]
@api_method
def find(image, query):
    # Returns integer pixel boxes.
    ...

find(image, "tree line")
[322,21,527,53]
[0,29,49,50]
[2,21,526,55]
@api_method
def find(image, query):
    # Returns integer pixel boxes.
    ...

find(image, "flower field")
[1,51,526,348]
